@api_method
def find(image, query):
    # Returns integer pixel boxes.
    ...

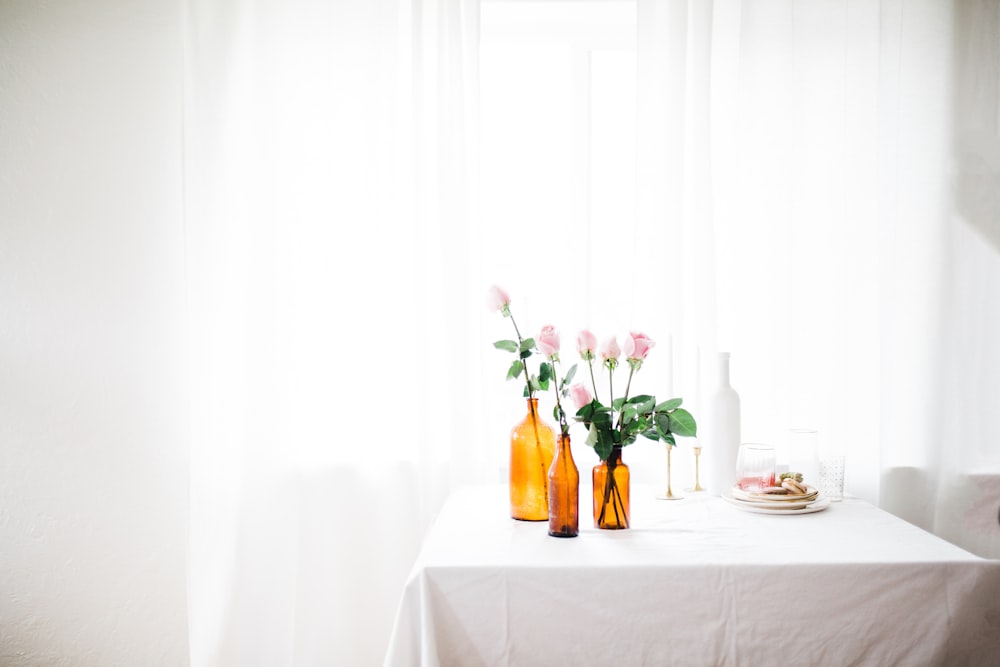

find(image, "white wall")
[0,1,188,664]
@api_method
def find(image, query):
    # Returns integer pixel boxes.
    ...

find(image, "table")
[383,484,1000,666]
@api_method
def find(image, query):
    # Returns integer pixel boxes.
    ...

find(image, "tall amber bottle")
[593,445,630,529]
[547,433,579,537]
[510,398,556,521]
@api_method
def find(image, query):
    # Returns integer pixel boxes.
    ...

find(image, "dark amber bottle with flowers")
[533,324,580,535]
[593,445,629,529]
[571,330,698,531]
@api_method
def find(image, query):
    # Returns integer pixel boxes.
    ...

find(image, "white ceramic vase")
[704,352,741,496]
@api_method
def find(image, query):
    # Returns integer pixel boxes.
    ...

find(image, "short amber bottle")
[593,445,630,529]
[547,433,579,537]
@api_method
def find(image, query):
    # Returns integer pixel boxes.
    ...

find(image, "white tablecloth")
[384,484,1000,666]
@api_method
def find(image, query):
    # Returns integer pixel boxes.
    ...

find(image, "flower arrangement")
[569,330,697,528]
[487,284,698,529]
[487,285,577,434]
[569,330,696,461]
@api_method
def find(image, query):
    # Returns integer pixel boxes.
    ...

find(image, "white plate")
[724,494,814,511]
[731,485,819,505]
[723,493,831,515]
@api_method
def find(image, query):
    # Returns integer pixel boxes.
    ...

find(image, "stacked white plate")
[723,485,830,515]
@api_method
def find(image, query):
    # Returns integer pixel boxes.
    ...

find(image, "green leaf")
[539,362,552,383]
[655,398,683,412]
[520,349,533,360]
[641,429,660,441]
[612,397,626,411]
[669,408,697,437]
[655,413,671,438]
[553,405,560,422]
[663,432,677,447]
[592,410,614,428]
[506,359,524,380]
[523,385,530,398]
[586,424,599,447]
[562,364,578,388]
[519,338,535,351]
[595,437,613,462]
[538,377,551,391]
[622,405,638,424]
[494,340,518,353]
[627,394,655,405]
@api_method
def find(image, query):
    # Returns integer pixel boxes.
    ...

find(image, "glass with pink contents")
[735,444,776,492]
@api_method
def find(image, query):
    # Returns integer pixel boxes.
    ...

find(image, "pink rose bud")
[577,329,597,359]
[485,285,511,312]
[598,336,621,362]
[536,324,561,358]
[623,331,655,360]
[569,383,592,412]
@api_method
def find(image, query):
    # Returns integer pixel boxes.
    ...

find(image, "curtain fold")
[183,0,479,664]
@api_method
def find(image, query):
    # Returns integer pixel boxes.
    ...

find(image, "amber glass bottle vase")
[510,398,556,521]
[593,445,630,529]
[547,433,579,537]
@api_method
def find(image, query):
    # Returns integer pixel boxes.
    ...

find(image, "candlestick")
[657,444,684,500]
[685,446,705,493]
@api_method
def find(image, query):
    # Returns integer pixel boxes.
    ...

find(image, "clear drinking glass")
[735,444,776,492]
[818,454,846,502]
[788,428,820,489]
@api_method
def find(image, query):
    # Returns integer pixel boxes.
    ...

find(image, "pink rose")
[485,285,511,312]
[598,336,621,362]
[536,325,560,358]
[577,329,597,360]
[623,331,655,360]
[569,383,592,412]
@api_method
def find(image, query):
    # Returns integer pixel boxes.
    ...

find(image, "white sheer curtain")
[183,0,479,664]
[632,0,1000,554]
[182,0,1000,664]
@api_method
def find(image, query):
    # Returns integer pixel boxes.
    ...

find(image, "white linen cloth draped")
[182,0,1000,664]
[385,485,1000,666]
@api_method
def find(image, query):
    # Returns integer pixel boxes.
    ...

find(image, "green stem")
[508,311,533,399]
[598,449,628,528]
[622,366,635,405]
[614,366,636,434]
[508,311,524,342]
[587,360,599,404]
[612,475,628,527]
[550,357,569,435]
[608,365,614,415]
[527,397,549,508]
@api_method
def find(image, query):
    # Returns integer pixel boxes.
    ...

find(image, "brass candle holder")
[685,445,705,493]
[658,444,683,500]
